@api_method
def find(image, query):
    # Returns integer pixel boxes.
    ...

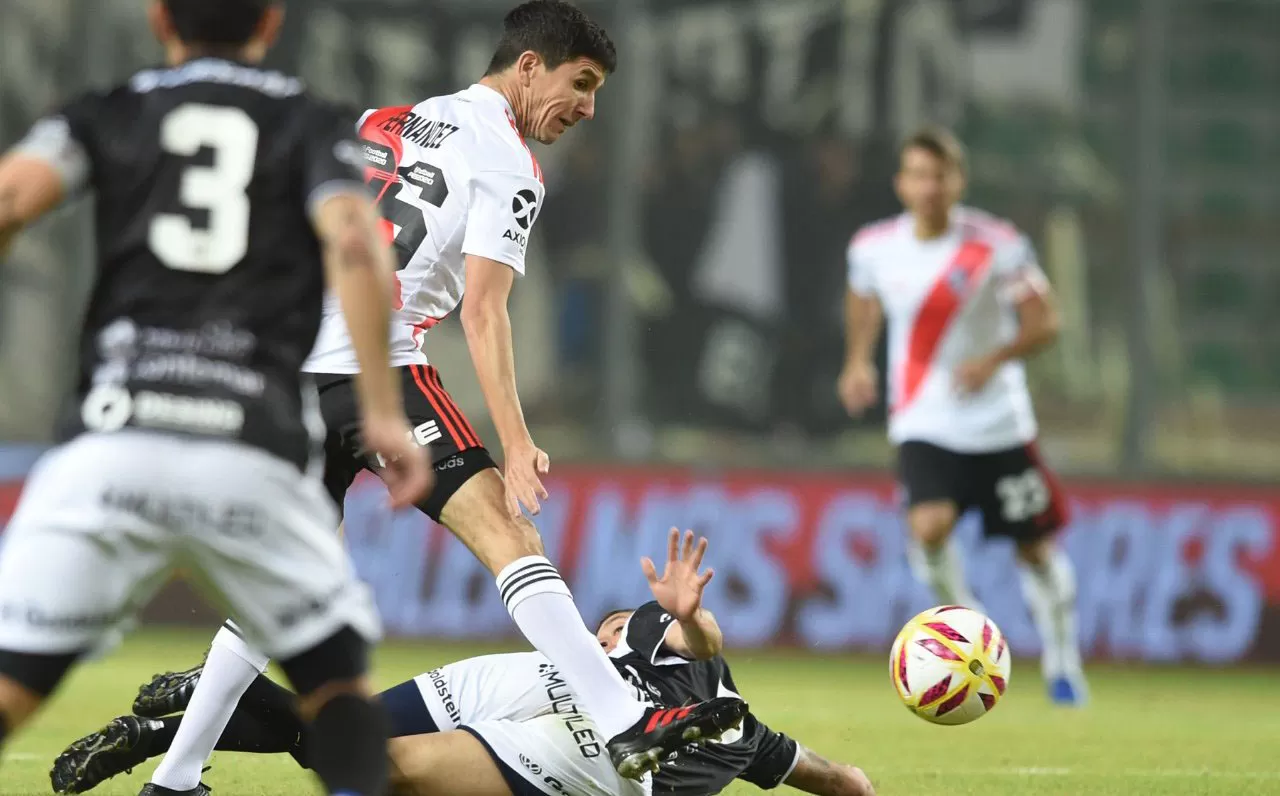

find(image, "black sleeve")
[738,718,800,789]
[297,100,372,216]
[622,601,678,662]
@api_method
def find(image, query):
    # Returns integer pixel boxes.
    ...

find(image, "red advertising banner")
[2,466,1278,662]
[338,467,1280,663]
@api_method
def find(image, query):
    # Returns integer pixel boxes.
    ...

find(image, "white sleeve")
[846,236,877,296]
[354,108,375,135]
[10,115,90,199]
[995,234,1050,304]
[462,169,544,274]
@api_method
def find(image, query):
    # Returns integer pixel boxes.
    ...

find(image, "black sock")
[241,675,305,743]
[306,694,389,796]
[215,710,300,754]
[0,713,8,750]
[239,673,308,767]
[140,708,300,760]
[142,717,181,757]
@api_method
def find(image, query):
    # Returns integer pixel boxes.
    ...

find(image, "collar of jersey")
[459,83,515,115]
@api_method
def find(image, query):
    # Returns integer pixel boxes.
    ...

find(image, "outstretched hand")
[642,528,714,622]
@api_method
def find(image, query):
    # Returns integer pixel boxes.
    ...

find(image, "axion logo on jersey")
[502,228,528,249]
[511,189,538,230]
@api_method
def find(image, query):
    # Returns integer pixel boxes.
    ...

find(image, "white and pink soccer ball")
[889,605,1011,725]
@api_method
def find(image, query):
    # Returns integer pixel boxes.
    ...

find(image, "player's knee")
[474,513,545,574]
[0,649,79,731]
[908,503,957,548]
[295,677,371,722]
[279,625,371,717]
[0,649,79,702]
[1015,536,1053,567]
[508,514,545,557]
[440,468,546,574]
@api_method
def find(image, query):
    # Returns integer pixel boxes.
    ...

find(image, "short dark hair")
[485,1,618,76]
[164,0,272,47]
[900,125,967,172]
[598,607,633,629]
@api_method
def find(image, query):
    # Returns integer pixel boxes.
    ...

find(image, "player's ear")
[516,50,542,86]
[257,4,286,49]
[147,0,176,47]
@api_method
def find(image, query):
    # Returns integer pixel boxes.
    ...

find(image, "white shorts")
[0,431,380,660]
[415,652,557,730]
[464,712,650,796]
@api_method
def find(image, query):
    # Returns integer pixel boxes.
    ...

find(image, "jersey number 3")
[149,104,259,274]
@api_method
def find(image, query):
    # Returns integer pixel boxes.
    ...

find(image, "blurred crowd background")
[1,0,1278,660]
[2,0,1277,479]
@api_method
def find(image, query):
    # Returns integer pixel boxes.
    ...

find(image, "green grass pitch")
[5,628,1279,795]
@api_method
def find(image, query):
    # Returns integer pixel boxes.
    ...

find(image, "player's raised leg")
[435,465,745,779]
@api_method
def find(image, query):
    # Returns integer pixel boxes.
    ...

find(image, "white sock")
[150,621,269,791]
[496,556,646,738]
[907,538,985,613]
[1017,547,1083,680]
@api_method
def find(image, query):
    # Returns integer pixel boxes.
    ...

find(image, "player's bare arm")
[784,745,876,796]
[643,528,723,660]
[838,287,883,416]
[461,253,550,517]
[954,282,1061,395]
[0,154,68,257]
[316,192,433,507]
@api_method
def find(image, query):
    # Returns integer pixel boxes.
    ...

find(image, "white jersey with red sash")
[846,206,1050,453]
[304,84,545,374]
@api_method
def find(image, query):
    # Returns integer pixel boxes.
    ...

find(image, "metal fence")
[1,0,1277,480]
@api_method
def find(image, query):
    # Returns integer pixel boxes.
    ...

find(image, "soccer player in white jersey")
[134,3,744,793]
[838,127,1087,706]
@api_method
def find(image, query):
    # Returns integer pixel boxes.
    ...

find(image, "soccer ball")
[889,605,1011,725]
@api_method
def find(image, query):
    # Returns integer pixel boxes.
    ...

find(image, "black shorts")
[896,440,1069,542]
[315,365,496,521]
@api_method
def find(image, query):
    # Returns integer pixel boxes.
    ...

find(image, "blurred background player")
[838,127,1087,706]
[136,3,744,792]
[56,530,873,796]
[0,0,434,793]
